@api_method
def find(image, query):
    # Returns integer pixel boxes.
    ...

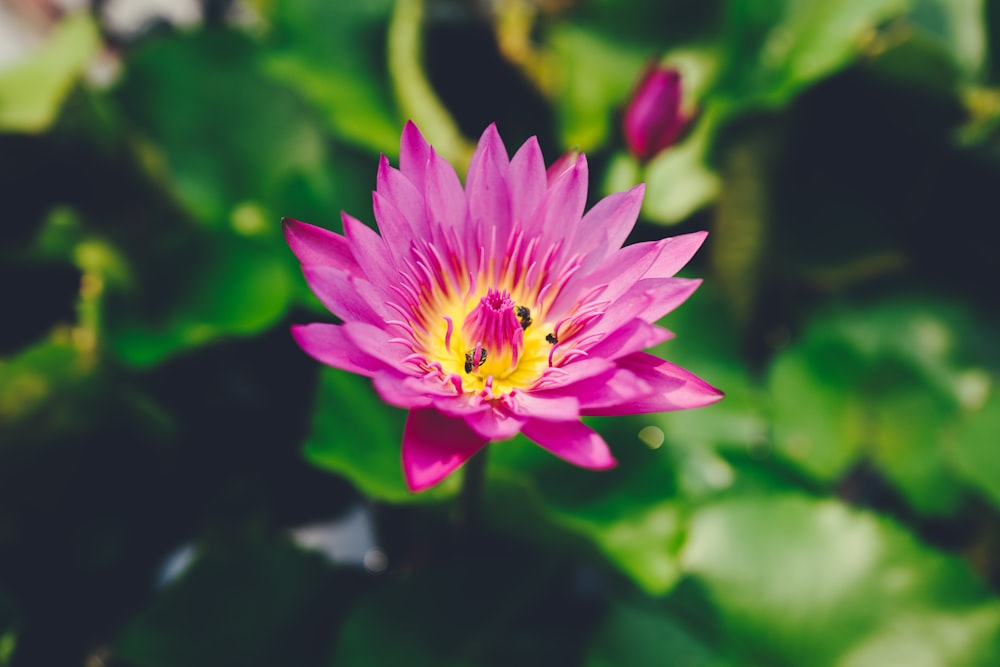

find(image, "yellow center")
[416,286,552,398]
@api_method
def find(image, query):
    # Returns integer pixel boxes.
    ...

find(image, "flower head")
[623,63,687,162]
[285,122,721,491]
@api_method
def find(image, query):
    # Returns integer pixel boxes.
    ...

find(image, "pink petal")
[521,419,616,469]
[291,323,387,377]
[402,408,488,492]
[508,392,580,421]
[423,148,468,246]
[467,123,510,182]
[341,321,412,367]
[282,218,360,273]
[507,136,547,225]
[461,403,526,441]
[536,358,616,390]
[376,156,430,241]
[341,212,397,289]
[583,318,674,360]
[399,120,431,191]
[372,191,416,260]
[583,352,723,416]
[527,154,588,250]
[573,184,645,264]
[585,278,701,340]
[465,129,512,253]
[644,230,708,279]
[301,265,391,325]
[372,372,442,410]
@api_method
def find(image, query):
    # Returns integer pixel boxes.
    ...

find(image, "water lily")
[285,122,721,492]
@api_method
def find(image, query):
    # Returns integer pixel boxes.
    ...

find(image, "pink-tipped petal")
[583,352,723,416]
[467,123,510,182]
[282,218,360,273]
[402,408,488,492]
[573,184,645,263]
[302,265,391,324]
[587,278,701,340]
[465,133,512,252]
[372,373,441,410]
[644,230,708,279]
[507,136,547,224]
[399,120,431,191]
[423,148,468,246]
[508,392,580,422]
[372,191,417,261]
[376,156,430,241]
[528,154,588,248]
[291,323,387,377]
[461,403,526,441]
[521,419,616,469]
[583,318,674,360]
[341,212,396,289]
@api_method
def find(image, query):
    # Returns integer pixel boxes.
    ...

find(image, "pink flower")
[623,63,687,162]
[285,122,722,492]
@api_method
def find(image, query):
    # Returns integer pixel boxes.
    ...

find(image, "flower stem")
[453,446,489,530]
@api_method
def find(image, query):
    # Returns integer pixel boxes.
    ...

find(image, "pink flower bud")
[623,63,686,162]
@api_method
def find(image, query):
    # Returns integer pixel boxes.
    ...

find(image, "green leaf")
[262,0,401,154]
[950,379,1000,510]
[908,0,987,77]
[549,24,649,151]
[115,30,333,225]
[586,601,728,667]
[104,230,294,367]
[486,428,687,595]
[721,0,909,108]
[767,298,978,514]
[682,494,1000,666]
[302,368,457,503]
[0,13,100,132]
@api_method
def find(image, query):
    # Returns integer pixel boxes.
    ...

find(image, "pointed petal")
[573,184,644,262]
[399,120,431,191]
[644,230,708,279]
[402,408,488,491]
[301,265,391,324]
[527,154,588,247]
[372,191,416,260]
[423,148,468,245]
[521,419,616,469]
[282,218,360,273]
[465,129,512,252]
[372,372,443,410]
[291,323,386,376]
[583,318,674,360]
[467,123,510,183]
[508,392,580,421]
[376,155,430,240]
[341,212,396,288]
[587,278,702,339]
[583,352,723,416]
[507,135,546,225]
[461,403,526,441]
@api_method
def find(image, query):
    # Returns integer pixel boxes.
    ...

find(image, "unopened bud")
[623,63,687,162]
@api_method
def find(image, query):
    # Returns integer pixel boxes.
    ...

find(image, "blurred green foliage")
[2,0,1000,665]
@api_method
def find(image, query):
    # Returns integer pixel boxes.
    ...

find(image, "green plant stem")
[453,446,489,531]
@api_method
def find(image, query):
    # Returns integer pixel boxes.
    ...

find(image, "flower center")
[419,285,552,399]
[461,288,524,372]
